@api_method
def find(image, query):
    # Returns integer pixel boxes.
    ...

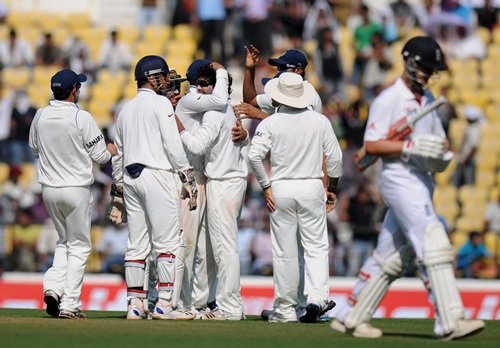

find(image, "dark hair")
[52,87,72,101]
[197,65,233,95]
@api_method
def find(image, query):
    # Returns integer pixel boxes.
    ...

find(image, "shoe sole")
[300,304,320,323]
[44,295,59,317]
[441,324,485,341]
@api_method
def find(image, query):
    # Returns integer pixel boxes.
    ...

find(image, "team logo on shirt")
[85,134,104,149]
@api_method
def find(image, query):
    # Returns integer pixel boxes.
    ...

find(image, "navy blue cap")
[134,55,169,81]
[51,69,87,93]
[186,59,212,84]
[261,71,285,86]
[268,49,308,68]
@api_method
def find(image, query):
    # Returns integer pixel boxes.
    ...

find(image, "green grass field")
[0,308,498,348]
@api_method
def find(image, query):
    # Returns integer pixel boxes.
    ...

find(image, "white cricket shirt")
[364,78,446,172]
[112,88,190,182]
[248,106,343,189]
[29,100,111,187]
[180,104,248,180]
[257,86,323,114]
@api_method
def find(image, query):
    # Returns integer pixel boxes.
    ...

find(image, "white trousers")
[42,186,92,312]
[178,171,216,309]
[124,168,181,299]
[206,177,246,316]
[270,179,329,320]
[336,168,452,334]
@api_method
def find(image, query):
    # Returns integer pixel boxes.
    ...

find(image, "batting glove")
[108,183,127,224]
[178,168,198,211]
[424,150,454,172]
[401,135,446,162]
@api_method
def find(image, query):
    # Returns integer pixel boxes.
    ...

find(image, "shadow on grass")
[383,332,436,340]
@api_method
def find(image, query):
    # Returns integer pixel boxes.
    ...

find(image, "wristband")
[327,186,338,194]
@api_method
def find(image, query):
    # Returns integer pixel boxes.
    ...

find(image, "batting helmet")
[134,55,169,81]
[402,36,447,71]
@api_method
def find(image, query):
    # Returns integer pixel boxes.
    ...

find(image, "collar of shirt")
[394,77,430,106]
[49,100,80,109]
[137,88,157,95]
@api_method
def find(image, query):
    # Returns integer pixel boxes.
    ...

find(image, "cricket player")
[248,72,342,323]
[110,55,197,320]
[331,36,485,340]
[30,69,117,319]
[235,45,336,322]
[175,64,249,320]
[172,59,231,316]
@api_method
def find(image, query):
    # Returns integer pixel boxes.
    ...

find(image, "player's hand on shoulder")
[107,143,117,156]
[234,102,268,121]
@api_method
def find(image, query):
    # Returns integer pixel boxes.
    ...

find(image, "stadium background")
[0,0,499,318]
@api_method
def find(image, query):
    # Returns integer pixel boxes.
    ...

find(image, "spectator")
[352,4,383,87]
[36,219,58,272]
[238,207,256,276]
[312,26,345,103]
[195,0,227,65]
[97,30,132,73]
[8,208,40,272]
[303,0,340,43]
[95,223,128,275]
[362,32,393,102]
[139,0,161,31]
[484,190,500,232]
[63,37,95,80]
[0,28,35,68]
[339,181,383,277]
[436,85,458,139]
[35,33,63,67]
[452,105,484,187]
[0,81,14,163]
[389,0,418,32]
[475,0,500,32]
[236,0,273,59]
[8,90,37,166]
[456,232,497,278]
[250,214,273,276]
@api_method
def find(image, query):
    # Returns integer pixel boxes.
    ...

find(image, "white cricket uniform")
[173,70,229,309]
[257,86,323,312]
[29,100,112,312]
[248,106,342,321]
[335,78,454,335]
[112,88,191,300]
[180,103,248,318]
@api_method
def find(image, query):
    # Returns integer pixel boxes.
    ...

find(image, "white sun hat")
[264,72,316,109]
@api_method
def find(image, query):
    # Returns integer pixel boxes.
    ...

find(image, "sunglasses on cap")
[277,64,297,71]
[196,80,212,87]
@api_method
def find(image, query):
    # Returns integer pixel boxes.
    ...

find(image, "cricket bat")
[354,96,447,172]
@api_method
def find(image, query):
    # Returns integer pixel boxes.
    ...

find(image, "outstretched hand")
[245,45,261,69]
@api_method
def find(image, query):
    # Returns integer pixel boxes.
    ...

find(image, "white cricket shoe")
[127,299,146,320]
[152,300,196,320]
[201,308,242,320]
[331,319,383,338]
[194,306,212,320]
[268,312,298,323]
[439,319,485,341]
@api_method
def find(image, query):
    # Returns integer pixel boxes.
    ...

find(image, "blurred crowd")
[1,0,500,279]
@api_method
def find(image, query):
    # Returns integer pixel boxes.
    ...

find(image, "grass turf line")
[0,308,499,348]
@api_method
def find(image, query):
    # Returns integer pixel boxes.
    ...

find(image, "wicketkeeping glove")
[178,168,198,211]
[108,183,127,224]
[401,134,446,162]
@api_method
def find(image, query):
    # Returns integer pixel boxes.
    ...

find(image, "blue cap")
[268,49,308,68]
[134,55,169,81]
[51,69,87,93]
[261,71,286,86]
[186,59,212,84]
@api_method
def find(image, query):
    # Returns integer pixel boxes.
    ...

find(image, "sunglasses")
[196,80,212,87]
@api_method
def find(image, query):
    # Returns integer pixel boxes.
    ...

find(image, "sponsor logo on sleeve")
[85,134,104,149]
